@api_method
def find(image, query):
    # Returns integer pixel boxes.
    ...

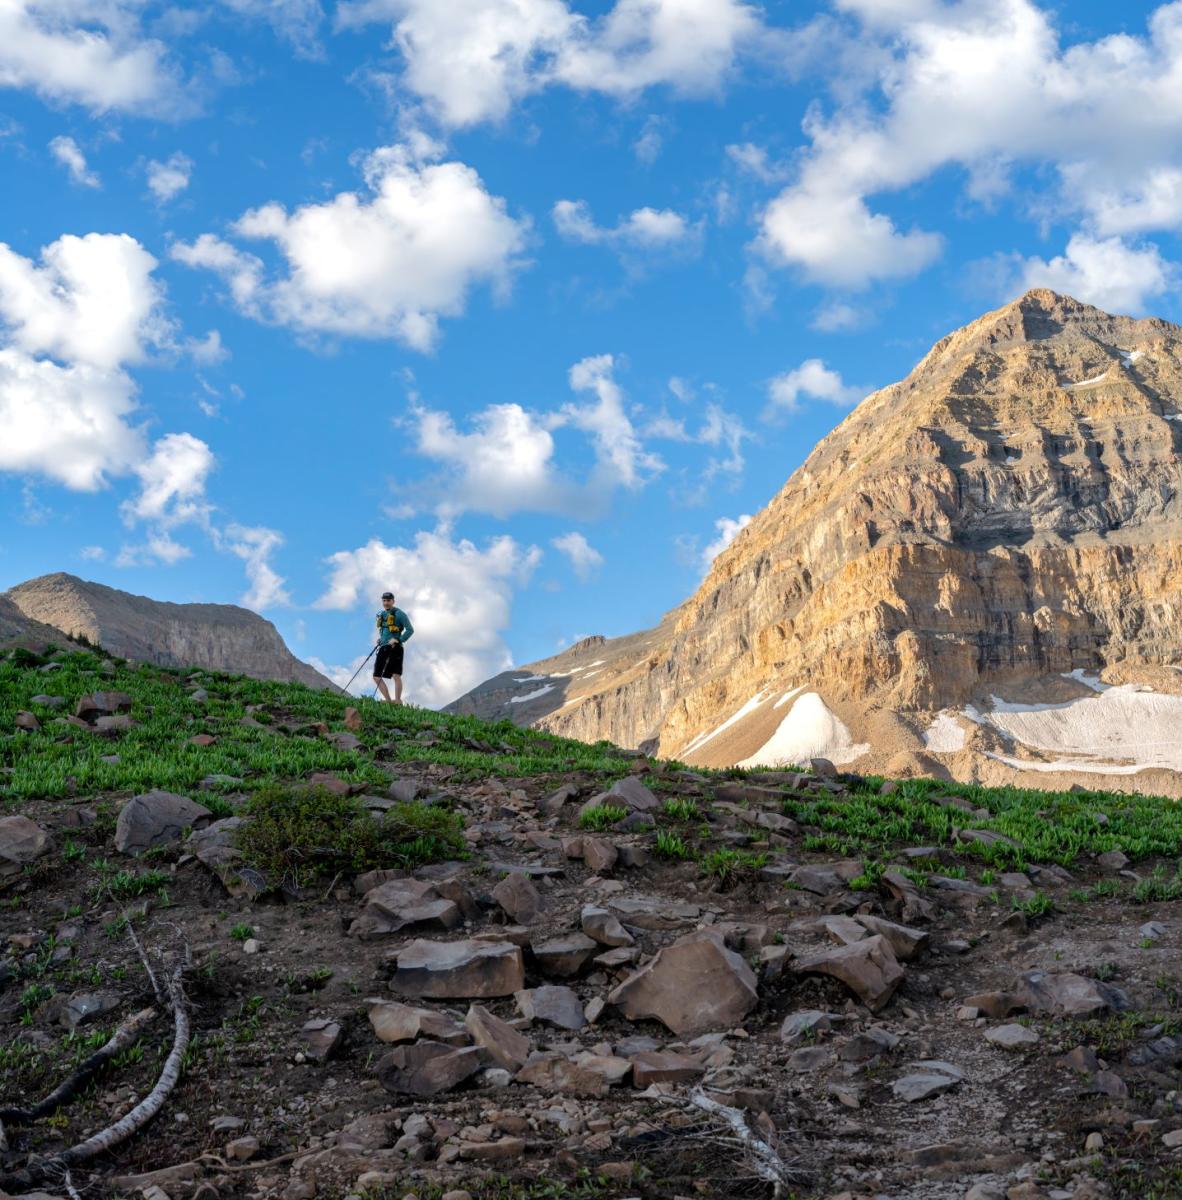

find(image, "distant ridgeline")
[1,573,332,689]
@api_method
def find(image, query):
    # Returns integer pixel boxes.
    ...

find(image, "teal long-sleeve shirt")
[376,607,414,646]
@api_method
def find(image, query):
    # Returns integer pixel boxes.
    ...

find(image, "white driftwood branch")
[0,1007,157,1125]
[689,1087,798,1196]
[50,966,190,1170]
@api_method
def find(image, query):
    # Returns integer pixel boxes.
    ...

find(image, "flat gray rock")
[115,790,211,855]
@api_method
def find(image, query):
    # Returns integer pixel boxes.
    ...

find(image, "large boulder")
[115,790,211,855]
[350,879,462,940]
[793,934,905,1012]
[393,939,525,998]
[376,1042,483,1096]
[0,815,51,877]
[607,930,758,1037]
[966,971,1129,1019]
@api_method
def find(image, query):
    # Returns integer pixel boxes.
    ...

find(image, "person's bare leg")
[393,673,403,704]
[373,675,392,702]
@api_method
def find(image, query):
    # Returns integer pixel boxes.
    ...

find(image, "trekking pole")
[338,646,377,696]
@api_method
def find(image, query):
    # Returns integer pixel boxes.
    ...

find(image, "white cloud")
[759,187,942,289]
[219,0,325,57]
[172,142,528,351]
[220,523,291,610]
[405,353,662,517]
[336,0,767,128]
[0,233,171,370]
[1011,234,1174,315]
[411,402,570,517]
[80,544,106,561]
[725,141,788,183]
[702,512,751,568]
[564,354,664,491]
[553,199,699,253]
[767,359,866,417]
[122,432,216,526]
[49,136,99,188]
[633,115,664,164]
[552,531,604,579]
[0,1,183,114]
[757,0,1182,289]
[147,153,193,203]
[810,300,869,333]
[0,231,179,492]
[0,350,142,490]
[314,529,541,706]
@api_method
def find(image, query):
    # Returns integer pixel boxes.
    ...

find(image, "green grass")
[699,847,767,885]
[0,647,633,803]
[578,803,628,831]
[781,774,1182,868]
[236,784,467,888]
[229,922,254,941]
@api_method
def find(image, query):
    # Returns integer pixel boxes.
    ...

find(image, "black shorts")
[374,643,404,678]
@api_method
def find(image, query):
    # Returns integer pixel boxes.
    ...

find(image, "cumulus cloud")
[172,142,528,351]
[314,530,541,706]
[0,232,176,491]
[147,153,193,203]
[405,354,662,518]
[220,523,292,610]
[122,432,215,526]
[0,1,184,114]
[336,0,766,127]
[0,232,172,371]
[767,359,866,417]
[1011,234,1174,315]
[702,512,751,568]
[564,354,664,491]
[551,531,604,580]
[0,351,142,490]
[49,136,99,188]
[757,0,1182,289]
[553,199,700,258]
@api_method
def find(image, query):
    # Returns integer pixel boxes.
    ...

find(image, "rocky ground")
[2,648,1182,1200]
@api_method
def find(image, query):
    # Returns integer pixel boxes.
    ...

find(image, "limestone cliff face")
[449,290,1182,792]
[4,573,332,689]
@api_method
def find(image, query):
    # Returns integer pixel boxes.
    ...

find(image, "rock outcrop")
[3,573,331,689]
[449,290,1182,794]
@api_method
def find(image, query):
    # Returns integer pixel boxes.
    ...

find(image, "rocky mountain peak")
[451,292,1182,796]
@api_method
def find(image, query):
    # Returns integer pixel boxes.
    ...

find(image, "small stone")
[1141,921,1167,941]
[344,706,363,732]
[515,985,586,1030]
[531,933,599,977]
[581,905,634,947]
[393,939,525,998]
[115,790,211,855]
[243,938,262,955]
[226,1136,260,1161]
[794,935,905,1012]
[984,1024,1039,1049]
[630,1050,704,1088]
[1163,1128,1182,1148]
[377,1042,484,1096]
[780,1010,843,1044]
[491,873,542,924]
[1084,1132,1104,1153]
[582,839,619,873]
[302,1018,342,1062]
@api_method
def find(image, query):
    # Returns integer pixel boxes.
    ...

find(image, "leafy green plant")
[229,923,254,941]
[1011,891,1054,918]
[578,804,628,831]
[236,785,466,887]
[660,797,699,822]
[699,847,767,886]
[654,830,693,860]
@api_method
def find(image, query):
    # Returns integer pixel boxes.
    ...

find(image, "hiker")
[373,591,414,703]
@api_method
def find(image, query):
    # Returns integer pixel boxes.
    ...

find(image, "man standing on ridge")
[373,591,413,704]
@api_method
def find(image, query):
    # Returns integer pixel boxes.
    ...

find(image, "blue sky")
[3,0,1182,704]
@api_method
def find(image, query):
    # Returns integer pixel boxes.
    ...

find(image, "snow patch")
[682,690,771,756]
[923,711,966,753]
[513,673,553,684]
[1120,348,1145,367]
[1064,370,1110,388]
[1004,455,1020,465]
[774,686,804,710]
[737,693,870,768]
[970,684,1182,773]
[1063,669,1108,692]
[510,685,555,704]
